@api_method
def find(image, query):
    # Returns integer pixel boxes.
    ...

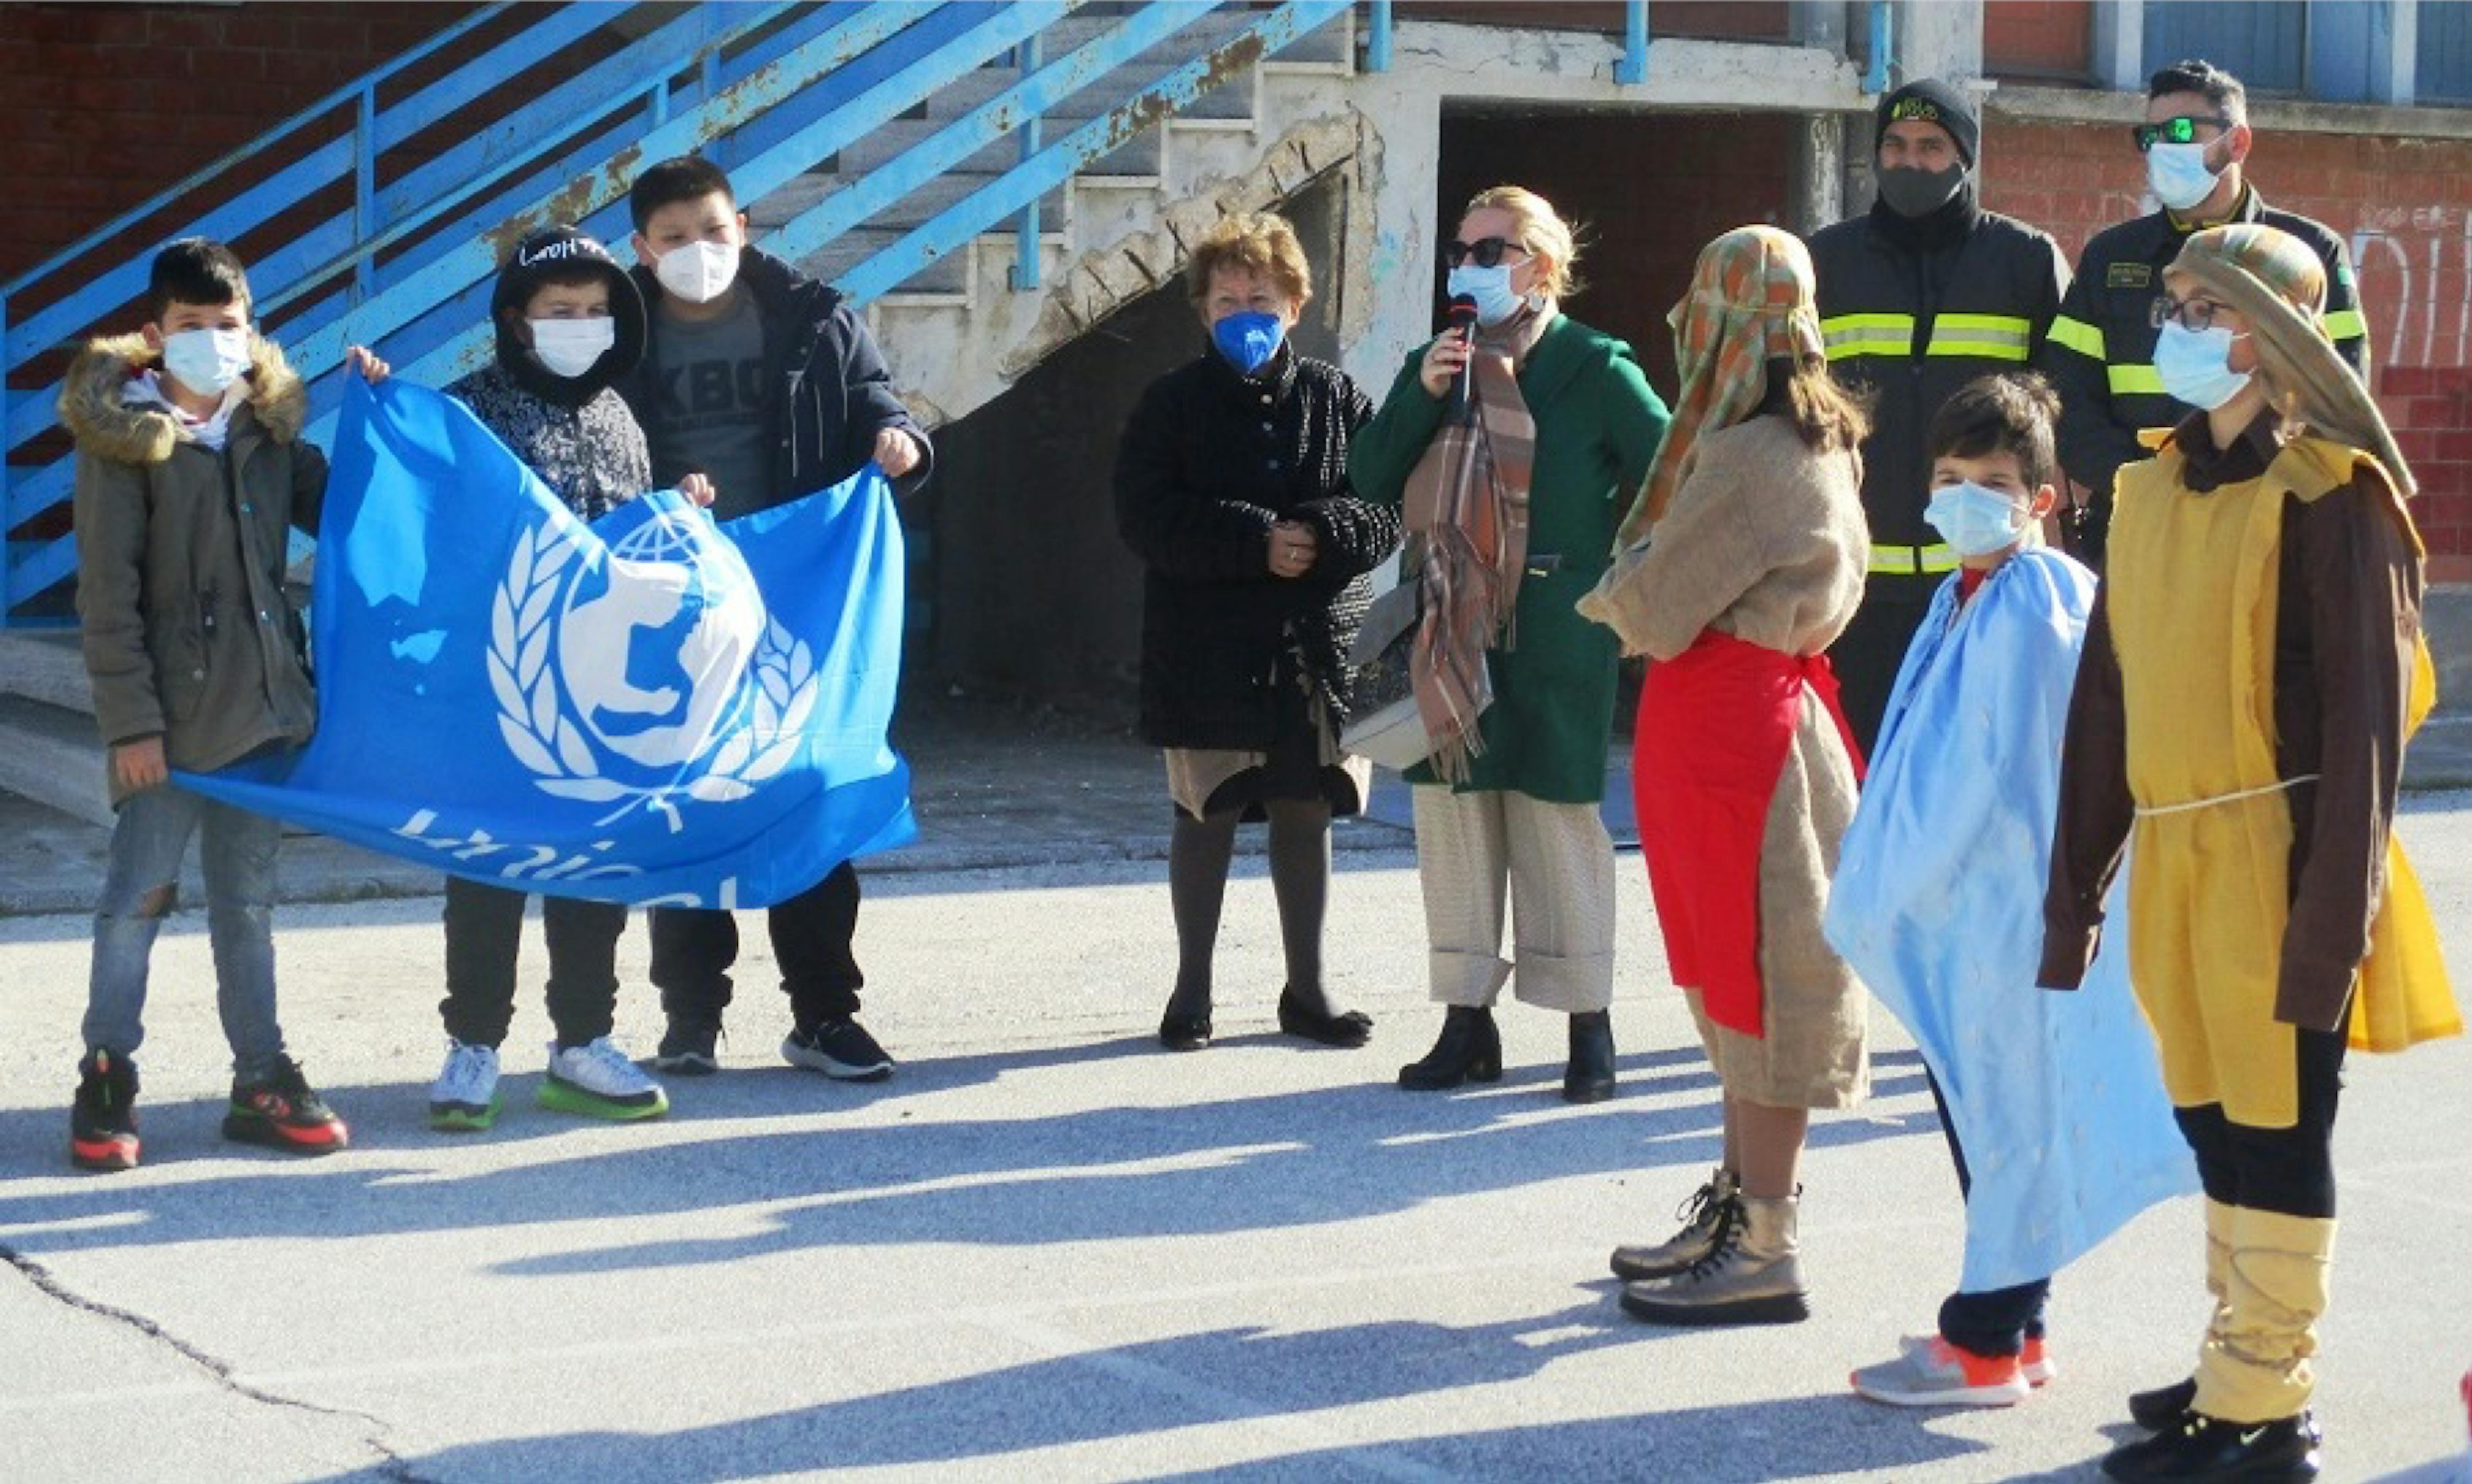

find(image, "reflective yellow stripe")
[1821,312,1916,361]
[1869,542,1961,576]
[2108,363,2166,396]
[2324,307,2367,341]
[1925,313,2035,362]
[2048,315,2106,359]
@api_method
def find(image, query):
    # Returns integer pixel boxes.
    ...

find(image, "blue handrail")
[7,1,1379,620]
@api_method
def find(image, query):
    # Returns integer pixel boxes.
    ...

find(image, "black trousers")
[1927,1069,2051,1358]
[2172,1019,2348,1220]
[438,876,628,1048]
[1826,573,1939,760]
[650,860,864,1031]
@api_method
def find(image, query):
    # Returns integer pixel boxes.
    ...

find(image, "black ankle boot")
[1397,1006,1501,1090]
[1563,1010,1616,1103]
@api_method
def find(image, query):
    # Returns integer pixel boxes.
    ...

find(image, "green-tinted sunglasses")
[2131,115,2234,152]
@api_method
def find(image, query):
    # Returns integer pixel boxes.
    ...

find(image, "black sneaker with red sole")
[70,1049,141,1172]
[222,1054,350,1155]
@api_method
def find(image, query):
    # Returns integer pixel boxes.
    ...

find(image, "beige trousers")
[1411,785,1617,1013]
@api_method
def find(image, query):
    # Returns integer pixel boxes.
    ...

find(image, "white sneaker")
[540,1038,669,1121]
[428,1040,501,1131]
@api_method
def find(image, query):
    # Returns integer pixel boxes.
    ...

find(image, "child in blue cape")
[1828,373,2192,1408]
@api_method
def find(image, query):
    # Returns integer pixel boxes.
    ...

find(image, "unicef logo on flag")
[487,495,820,830]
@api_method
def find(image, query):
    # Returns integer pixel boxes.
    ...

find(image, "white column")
[2092,0,2147,92]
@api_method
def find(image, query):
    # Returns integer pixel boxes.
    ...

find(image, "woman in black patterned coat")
[1114,211,1401,1052]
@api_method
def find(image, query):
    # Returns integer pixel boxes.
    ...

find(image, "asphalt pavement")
[3,704,2471,1482]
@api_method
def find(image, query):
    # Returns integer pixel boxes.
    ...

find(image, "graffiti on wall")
[2348,205,2472,370]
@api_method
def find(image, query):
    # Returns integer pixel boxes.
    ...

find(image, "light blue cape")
[1825,548,2194,1292]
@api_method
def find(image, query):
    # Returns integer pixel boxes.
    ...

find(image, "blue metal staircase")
[1,0,1367,625]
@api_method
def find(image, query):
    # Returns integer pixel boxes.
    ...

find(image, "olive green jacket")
[1347,313,1670,802]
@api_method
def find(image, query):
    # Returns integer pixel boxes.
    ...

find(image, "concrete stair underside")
[0,632,110,828]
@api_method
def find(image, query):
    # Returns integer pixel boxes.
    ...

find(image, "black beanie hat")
[489,224,647,407]
[1877,78,1980,168]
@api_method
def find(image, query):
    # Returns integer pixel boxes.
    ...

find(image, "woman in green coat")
[1348,185,1671,1102]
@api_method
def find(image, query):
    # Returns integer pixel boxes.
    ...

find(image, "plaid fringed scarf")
[1401,312,1539,782]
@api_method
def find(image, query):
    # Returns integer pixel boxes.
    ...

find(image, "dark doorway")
[1438,106,1802,400]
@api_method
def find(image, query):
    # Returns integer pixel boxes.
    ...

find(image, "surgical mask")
[655,240,739,304]
[1876,164,1967,218]
[160,327,252,396]
[2154,320,2254,409]
[529,317,616,378]
[1447,262,1526,327]
[1210,310,1284,375]
[1924,480,2029,558]
[2146,141,2221,213]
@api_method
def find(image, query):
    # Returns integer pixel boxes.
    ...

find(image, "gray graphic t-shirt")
[648,290,770,519]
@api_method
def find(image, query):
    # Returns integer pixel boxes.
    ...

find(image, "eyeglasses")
[1442,236,1527,269]
[2130,115,2234,152]
[2150,294,2230,332]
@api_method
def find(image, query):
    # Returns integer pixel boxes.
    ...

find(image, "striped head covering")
[1614,225,1827,547]
[2168,223,2413,494]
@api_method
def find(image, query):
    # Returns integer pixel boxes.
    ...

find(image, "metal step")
[0,692,110,829]
[0,629,94,715]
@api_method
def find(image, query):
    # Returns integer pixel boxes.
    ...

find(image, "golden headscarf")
[1611,225,1827,548]
[2167,223,2413,495]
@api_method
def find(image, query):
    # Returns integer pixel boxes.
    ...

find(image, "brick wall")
[1984,118,2472,581]
[1983,0,2095,84]
[0,2,485,285]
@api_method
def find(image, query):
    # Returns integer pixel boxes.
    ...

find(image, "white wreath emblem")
[487,520,819,829]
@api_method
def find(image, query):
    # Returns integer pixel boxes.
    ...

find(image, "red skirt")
[1632,629,1863,1038]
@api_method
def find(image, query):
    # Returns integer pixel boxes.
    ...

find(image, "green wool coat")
[1348,313,1670,803]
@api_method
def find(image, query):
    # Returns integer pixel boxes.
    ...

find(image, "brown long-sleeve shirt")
[2039,412,2423,1031]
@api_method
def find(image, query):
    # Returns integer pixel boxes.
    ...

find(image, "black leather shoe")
[1277,988,1373,1047]
[1157,1007,1212,1052]
[2129,1376,2199,1430]
[1397,1006,1501,1090]
[2100,1410,2320,1481]
[1563,1010,1616,1103]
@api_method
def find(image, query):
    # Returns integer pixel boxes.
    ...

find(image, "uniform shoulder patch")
[2106,262,2153,290]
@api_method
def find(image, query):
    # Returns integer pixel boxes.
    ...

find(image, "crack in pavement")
[0,1243,437,1483]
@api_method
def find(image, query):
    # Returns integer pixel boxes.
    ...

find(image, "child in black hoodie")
[427,224,701,1131]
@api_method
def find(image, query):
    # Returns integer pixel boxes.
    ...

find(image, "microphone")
[1446,295,1479,424]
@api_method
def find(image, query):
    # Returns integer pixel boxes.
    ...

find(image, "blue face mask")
[1211,310,1284,375]
[1924,480,2029,559]
[2154,320,2254,410]
[1446,262,1526,327]
[2146,141,2220,213]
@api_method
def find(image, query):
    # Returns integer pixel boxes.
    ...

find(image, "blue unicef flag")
[179,378,916,908]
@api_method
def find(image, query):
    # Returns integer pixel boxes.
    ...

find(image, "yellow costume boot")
[2195,1207,2336,1424]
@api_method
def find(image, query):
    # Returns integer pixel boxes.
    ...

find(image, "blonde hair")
[1463,185,1581,300]
[1185,211,1312,307]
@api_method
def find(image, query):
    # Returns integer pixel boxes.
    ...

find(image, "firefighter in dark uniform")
[2038,58,2368,565]
[1812,79,2072,754]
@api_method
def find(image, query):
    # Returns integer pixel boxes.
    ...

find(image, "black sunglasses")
[2131,114,2235,152]
[1442,236,1525,269]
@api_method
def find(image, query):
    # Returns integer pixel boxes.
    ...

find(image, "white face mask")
[654,239,739,304]
[529,317,616,378]
[2146,141,2221,212]
[160,326,252,396]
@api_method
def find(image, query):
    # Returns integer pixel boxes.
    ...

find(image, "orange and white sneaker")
[2019,1333,2056,1387]
[1853,1334,2031,1409]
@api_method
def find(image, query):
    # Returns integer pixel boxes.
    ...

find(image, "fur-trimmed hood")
[58,330,308,465]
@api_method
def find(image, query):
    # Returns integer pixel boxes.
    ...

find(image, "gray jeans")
[83,782,287,1078]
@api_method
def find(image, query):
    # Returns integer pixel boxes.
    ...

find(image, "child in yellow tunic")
[2041,223,2459,1483]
